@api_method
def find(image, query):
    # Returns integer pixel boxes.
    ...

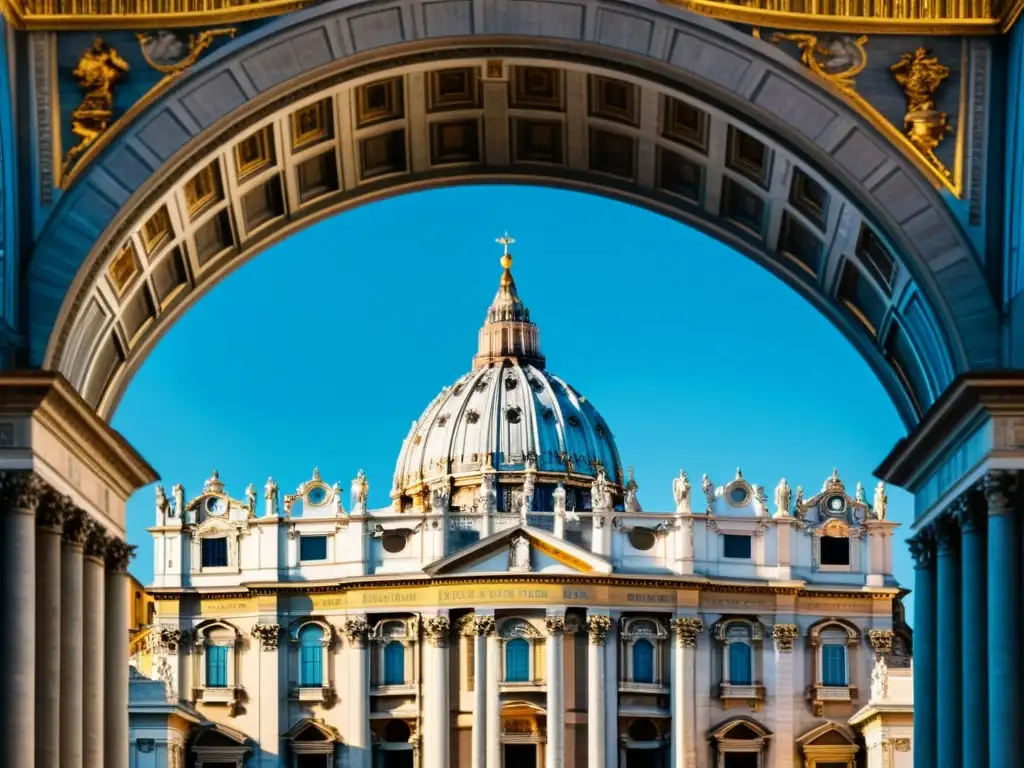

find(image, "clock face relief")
[826,495,846,515]
[205,496,227,516]
[306,485,328,506]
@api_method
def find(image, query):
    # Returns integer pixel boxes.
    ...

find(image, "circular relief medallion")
[727,485,750,506]
[382,532,408,554]
[629,527,657,551]
[204,496,227,516]
[826,495,846,515]
[306,485,329,506]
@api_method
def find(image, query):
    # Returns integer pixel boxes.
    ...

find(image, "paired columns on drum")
[0,471,138,768]
[904,468,1022,768]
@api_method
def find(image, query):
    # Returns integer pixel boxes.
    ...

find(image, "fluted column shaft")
[545,615,565,768]
[36,499,66,768]
[469,615,493,768]
[105,541,133,768]
[423,614,450,768]
[935,515,962,768]
[671,618,702,768]
[957,493,987,768]
[60,512,87,768]
[82,528,107,768]
[0,472,41,768]
[586,615,610,768]
[985,471,1022,766]
[485,631,501,768]
[909,529,937,768]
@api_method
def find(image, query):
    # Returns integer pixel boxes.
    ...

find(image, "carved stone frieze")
[772,623,799,652]
[251,623,283,650]
[671,617,704,647]
[586,614,612,646]
[344,617,369,646]
[422,615,450,646]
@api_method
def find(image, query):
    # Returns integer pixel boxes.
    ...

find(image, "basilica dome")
[391,235,624,511]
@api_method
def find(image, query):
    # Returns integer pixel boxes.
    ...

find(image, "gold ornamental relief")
[62,39,129,180]
[771,32,867,94]
[891,47,954,180]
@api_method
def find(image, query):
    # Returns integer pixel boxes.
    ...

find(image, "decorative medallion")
[771,33,868,94]
[137,28,236,78]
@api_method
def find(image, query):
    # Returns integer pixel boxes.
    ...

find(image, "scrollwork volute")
[422,615,450,647]
[772,623,799,652]
[586,614,612,646]
[344,617,369,646]
[671,617,703,647]
[868,628,894,657]
[251,623,284,650]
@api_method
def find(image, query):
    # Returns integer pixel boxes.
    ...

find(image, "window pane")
[201,537,228,568]
[822,644,847,686]
[299,625,324,686]
[728,642,752,685]
[723,535,751,559]
[384,640,405,685]
[300,535,328,562]
[633,639,655,683]
[206,645,228,688]
[505,638,530,682]
[820,536,850,566]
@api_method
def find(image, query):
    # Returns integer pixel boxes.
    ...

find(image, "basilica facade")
[136,239,913,768]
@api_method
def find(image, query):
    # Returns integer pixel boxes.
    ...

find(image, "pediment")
[424,525,612,576]
[797,721,857,746]
[285,718,340,743]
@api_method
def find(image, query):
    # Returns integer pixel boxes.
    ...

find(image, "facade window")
[383,640,405,685]
[632,639,655,683]
[821,644,847,686]
[201,537,228,567]
[505,638,530,682]
[299,625,325,687]
[820,536,850,566]
[300,535,328,562]
[206,645,228,688]
[728,642,752,686]
[723,534,752,559]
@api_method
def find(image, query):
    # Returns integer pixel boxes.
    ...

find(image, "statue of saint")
[172,483,185,519]
[774,478,791,517]
[672,470,691,513]
[591,468,611,510]
[263,477,278,517]
[624,466,641,513]
[872,481,888,520]
[478,473,497,515]
[431,486,449,513]
[794,485,805,519]
[155,485,171,518]
[553,482,567,517]
[509,534,531,572]
[351,469,369,510]
[245,483,257,517]
[701,474,715,510]
[522,472,536,518]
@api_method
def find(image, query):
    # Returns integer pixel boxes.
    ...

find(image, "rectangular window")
[201,537,228,568]
[299,644,323,687]
[821,644,847,686]
[300,535,328,562]
[722,534,752,560]
[206,645,228,688]
[820,536,851,566]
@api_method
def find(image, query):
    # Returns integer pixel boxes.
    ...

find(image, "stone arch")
[807,617,861,646]
[30,0,999,426]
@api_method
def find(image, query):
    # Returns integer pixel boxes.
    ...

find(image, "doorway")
[626,749,661,768]
[383,752,414,768]
[504,743,538,768]
[723,754,759,768]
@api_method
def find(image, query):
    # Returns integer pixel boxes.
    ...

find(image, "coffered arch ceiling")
[31,0,999,427]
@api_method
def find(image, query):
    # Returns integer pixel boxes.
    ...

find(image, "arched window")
[821,643,847,686]
[505,638,530,682]
[632,639,655,684]
[195,619,241,703]
[298,624,325,687]
[728,642,752,686]
[206,644,228,688]
[808,619,857,712]
[384,640,405,685]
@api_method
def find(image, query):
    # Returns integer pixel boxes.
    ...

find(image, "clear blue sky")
[112,184,914,621]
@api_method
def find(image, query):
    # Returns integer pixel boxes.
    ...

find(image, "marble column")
[60,509,88,768]
[422,614,450,768]
[105,539,133,768]
[545,613,566,768]
[908,529,937,768]
[671,617,702,768]
[36,492,68,768]
[345,617,371,768]
[771,623,799,768]
[82,523,108,768]
[470,615,494,768]
[485,626,501,768]
[586,614,611,768]
[0,471,43,768]
[934,514,962,768]
[251,622,284,768]
[956,491,987,768]
[604,614,619,768]
[984,470,1022,766]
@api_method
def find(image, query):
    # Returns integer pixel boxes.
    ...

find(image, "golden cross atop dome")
[496,231,515,270]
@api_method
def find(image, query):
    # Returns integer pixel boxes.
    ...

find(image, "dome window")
[505,376,518,390]
[474,379,489,392]
[452,383,464,395]
[382,532,408,554]
[528,377,544,391]
[727,484,750,506]
[567,414,581,428]
[629,527,657,551]
[540,406,554,421]
[466,409,480,424]
[506,407,522,424]
[437,414,450,427]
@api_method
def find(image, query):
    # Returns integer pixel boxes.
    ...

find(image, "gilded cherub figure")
[63,39,130,176]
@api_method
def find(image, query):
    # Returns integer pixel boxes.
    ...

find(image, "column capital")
[772,623,799,652]
[422,614,450,646]
[983,469,1020,515]
[37,488,73,530]
[83,519,110,559]
[0,469,46,513]
[953,487,987,533]
[934,513,960,552]
[586,614,612,646]
[458,614,495,637]
[251,623,283,650]
[544,615,566,636]
[105,538,135,571]
[343,615,369,646]
[62,506,89,545]
[152,626,189,652]
[908,527,936,569]
[867,628,895,657]
[671,617,704,647]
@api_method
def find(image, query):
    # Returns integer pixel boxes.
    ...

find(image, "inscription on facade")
[200,599,252,615]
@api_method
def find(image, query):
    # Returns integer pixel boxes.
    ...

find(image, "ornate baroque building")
[136,240,914,768]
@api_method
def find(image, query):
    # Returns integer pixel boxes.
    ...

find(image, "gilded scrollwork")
[137,28,237,78]
[62,39,129,179]
[891,48,953,180]
[770,33,868,93]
